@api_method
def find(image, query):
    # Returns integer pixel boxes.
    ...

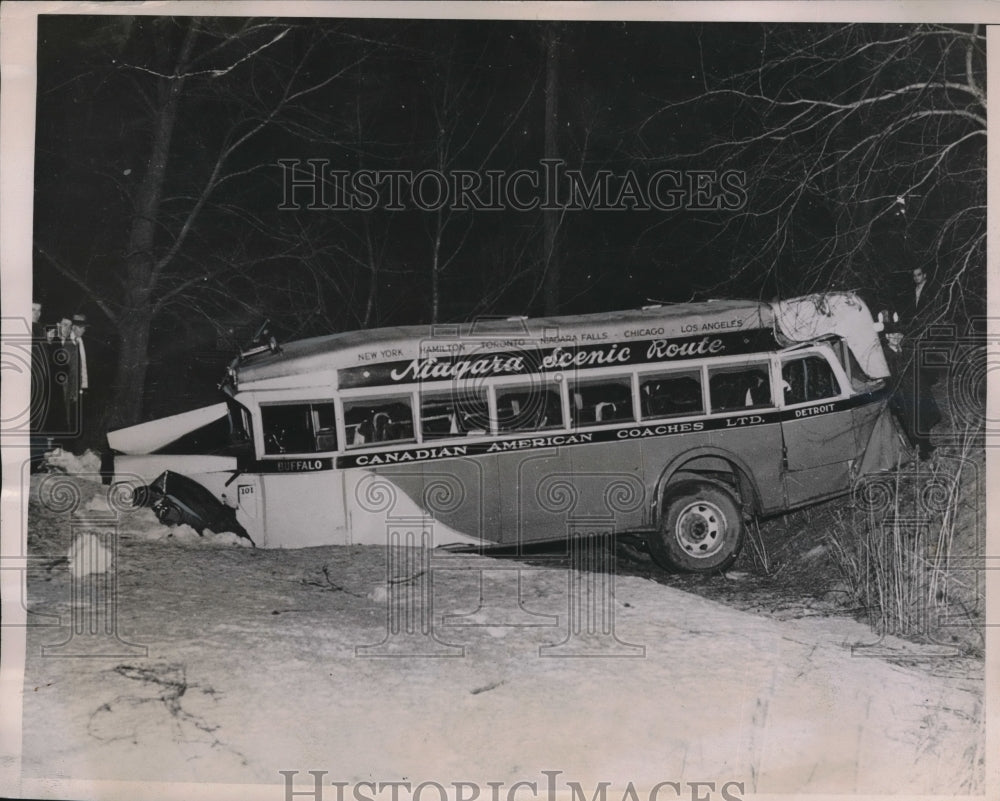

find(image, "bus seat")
[807,362,834,399]
[744,370,770,407]
[782,364,805,405]
[372,413,390,441]
[315,428,337,451]
[353,421,371,446]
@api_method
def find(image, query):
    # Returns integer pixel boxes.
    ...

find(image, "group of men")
[30,300,90,452]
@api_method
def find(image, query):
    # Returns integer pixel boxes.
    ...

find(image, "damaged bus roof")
[232,299,776,391]
[228,292,887,393]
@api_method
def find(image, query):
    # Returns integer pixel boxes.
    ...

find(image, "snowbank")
[41,447,102,475]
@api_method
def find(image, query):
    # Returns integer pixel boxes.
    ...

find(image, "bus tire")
[649,479,744,573]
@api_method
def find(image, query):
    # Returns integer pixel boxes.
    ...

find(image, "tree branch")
[34,244,118,323]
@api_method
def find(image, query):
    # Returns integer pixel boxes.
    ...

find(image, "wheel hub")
[675,501,726,558]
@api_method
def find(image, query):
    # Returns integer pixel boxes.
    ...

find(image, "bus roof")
[232,299,776,391]
[229,292,888,392]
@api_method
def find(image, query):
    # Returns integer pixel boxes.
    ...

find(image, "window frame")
[566,372,637,429]
[489,374,568,435]
[778,348,848,410]
[258,399,340,457]
[340,391,419,450]
[418,387,492,441]
[704,357,777,416]
[634,365,706,423]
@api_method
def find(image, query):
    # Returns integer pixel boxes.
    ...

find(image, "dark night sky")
[31,15,984,417]
[32,16,766,320]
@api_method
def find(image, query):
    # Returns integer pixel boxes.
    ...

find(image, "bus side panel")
[780,408,856,507]
[706,425,785,513]
[498,449,575,547]
[231,474,263,544]
[343,464,494,547]
[420,457,498,544]
[640,425,786,516]
[782,463,851,508]
[260,472,349,548]
[568,438,647,531]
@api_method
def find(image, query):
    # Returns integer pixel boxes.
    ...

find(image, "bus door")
[256,399,347,548]
[229,472,263,542]
[778,351,856,506]
[221,399,263,543]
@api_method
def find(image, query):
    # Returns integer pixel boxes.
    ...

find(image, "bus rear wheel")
[649,479,744,573]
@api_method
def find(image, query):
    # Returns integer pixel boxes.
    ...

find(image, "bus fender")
[651,447,763,523]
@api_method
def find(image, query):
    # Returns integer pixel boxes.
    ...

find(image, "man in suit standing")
[905,267,936,327]
[47,315,90,445]
[46,316,73,436]
[893,267,942,460]
[66,313,90,444]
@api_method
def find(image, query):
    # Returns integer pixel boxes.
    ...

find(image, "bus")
[109,291,909,573]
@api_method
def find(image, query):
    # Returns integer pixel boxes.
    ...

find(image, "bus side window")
[261,402,337,455]
[782,360,806,405]
[570,377,635,427]
[708,363,772,412]
[496,384,563,432]
[640,370,702,419]
[782,355,840,405]
[343,397,416,448]
[228,404,254,450]
[313,403,338,451]
[421,391,490,439]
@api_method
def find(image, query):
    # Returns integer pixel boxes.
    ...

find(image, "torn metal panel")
[773,293,890,379]
[108,403,228,454]
[857,404,913,475]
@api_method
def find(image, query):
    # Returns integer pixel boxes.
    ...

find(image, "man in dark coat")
[68,313,90,441]
[46,316,76,437]
[900,266,939,329]
[892,267,942,460]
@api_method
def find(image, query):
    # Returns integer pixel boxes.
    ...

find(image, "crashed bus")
[109,291,909,573]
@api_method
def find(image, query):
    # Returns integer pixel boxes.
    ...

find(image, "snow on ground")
[17,474,985,796]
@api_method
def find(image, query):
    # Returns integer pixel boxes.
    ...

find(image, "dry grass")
[743,516,774,576]
[826,423,984,653]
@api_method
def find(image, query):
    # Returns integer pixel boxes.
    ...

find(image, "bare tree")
[415,32,540,323]
[635,23,985,319]
[35,17,371,428]
[541,23,562,316]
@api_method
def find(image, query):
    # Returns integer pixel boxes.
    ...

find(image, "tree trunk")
[542,26,561,317]
[109,306,153,429]
[108,21,198,428]
[431,208,443,324]
[362,220,379,328]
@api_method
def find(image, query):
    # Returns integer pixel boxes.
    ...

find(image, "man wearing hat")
[45,316,73,435]
[61,313,89,441]
[66,314,89,435]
